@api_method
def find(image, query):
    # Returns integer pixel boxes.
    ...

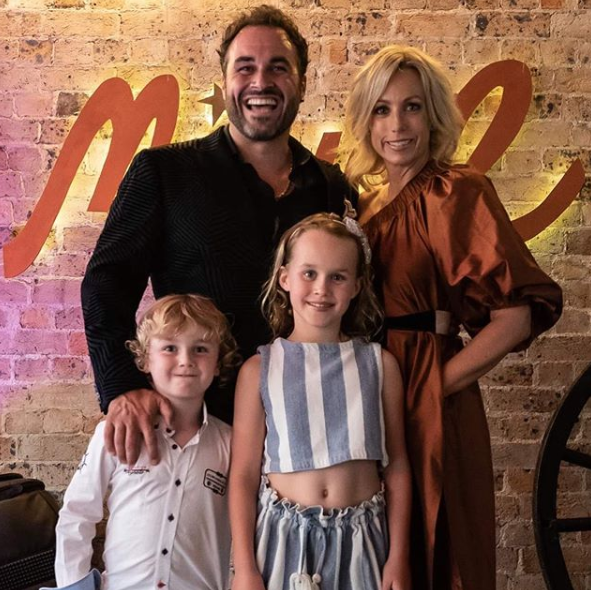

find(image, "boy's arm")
[380,350,412,590]
[229,355,267,590]
[55,422,115,586]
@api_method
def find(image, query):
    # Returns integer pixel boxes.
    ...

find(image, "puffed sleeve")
[425,167,562,348]
[54,421,116,586]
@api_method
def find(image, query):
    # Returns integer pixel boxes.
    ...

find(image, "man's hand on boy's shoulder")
[104,388,174,466]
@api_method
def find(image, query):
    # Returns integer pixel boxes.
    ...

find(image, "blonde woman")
[341,45,562,590]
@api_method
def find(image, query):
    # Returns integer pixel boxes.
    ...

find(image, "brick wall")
[0,1,589,588]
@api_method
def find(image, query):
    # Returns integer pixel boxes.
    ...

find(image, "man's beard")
[226,91,300,141]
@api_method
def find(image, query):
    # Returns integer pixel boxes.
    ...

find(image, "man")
[81,5,356,466]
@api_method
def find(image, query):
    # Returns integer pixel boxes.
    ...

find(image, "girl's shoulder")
[243,352,262,367]
[238,352,262,377]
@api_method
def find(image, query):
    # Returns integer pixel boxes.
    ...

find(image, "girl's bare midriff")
[267,459,381,509]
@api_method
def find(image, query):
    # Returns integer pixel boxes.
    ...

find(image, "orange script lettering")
[1,61,584,277]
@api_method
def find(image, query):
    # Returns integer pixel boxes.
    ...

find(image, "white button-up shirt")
[55,407,232,590]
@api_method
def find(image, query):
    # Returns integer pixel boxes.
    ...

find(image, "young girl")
[229,213,412,590]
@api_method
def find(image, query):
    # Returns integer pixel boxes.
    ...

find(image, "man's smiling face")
[223,25,305,143]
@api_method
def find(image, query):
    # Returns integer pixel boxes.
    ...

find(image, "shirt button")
[168,514,174,522]
[175,479,181,486]
[162,548,168,555]
[172,444,178,450]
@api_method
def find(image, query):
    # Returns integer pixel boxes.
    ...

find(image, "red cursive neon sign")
[1,60,584,278]
[2,75,179,278]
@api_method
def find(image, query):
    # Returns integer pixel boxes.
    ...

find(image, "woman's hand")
[443,305,531,395]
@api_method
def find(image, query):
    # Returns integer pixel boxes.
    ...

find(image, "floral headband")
[342,199,372,264]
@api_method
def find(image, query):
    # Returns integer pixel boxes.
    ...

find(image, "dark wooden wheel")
[533,363,591,590]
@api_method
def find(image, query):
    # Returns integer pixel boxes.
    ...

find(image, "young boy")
[51,294,238,590]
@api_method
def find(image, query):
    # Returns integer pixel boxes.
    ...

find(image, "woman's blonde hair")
[261,213,383,340]
[127,294,240,385]
[340,44,464,191]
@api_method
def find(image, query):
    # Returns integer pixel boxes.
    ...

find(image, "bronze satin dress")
[363,161,562,590]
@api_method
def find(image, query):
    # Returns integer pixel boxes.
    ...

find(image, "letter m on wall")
[2,75,180,278]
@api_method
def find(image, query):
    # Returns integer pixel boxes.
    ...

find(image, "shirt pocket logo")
[203,469,227,495]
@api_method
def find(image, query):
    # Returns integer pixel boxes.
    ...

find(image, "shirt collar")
[158,403,209,442]
[202,402,210,427]
[222,124,311,168]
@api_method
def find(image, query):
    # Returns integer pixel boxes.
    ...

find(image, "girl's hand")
[381,557,411,590]
[231,570,267,590]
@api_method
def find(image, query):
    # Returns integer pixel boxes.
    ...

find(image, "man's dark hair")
[218,5,309,77]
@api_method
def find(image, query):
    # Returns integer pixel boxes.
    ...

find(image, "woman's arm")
[380,350,412,590]
[229,355,267,590]
[424,171,559,394]
[443,304,531,396]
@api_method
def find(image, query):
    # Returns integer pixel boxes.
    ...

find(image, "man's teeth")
[245,97,278,107]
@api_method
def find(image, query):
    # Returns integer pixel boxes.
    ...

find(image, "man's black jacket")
[81,126,356,422]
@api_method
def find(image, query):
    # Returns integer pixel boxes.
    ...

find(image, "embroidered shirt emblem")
[124,466,150,475]
[77,452,89,471]
[203,469,227,496]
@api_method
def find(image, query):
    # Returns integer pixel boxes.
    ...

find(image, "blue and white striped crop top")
[258,338,388,474]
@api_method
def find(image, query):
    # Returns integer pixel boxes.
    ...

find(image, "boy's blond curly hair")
[127,294,240,385]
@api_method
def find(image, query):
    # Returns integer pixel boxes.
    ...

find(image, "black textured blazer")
[82,127,356,421]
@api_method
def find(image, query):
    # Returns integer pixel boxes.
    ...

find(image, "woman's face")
[369,67,431,179]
